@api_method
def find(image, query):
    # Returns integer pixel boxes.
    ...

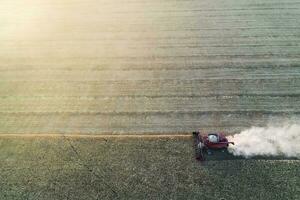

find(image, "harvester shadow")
[199,149,298,161]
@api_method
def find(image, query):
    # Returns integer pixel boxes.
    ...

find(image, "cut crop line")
[0,133,192,139]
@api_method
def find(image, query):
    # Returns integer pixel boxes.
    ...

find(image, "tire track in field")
[61,134,121,199]
[60,134,170,199]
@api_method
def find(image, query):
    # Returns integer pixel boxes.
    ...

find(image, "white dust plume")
[227,124,300,158]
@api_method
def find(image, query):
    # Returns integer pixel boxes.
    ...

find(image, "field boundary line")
[0,133,192,139]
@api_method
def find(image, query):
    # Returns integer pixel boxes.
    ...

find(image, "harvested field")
[0,0,300,199]
[1,0,300,134]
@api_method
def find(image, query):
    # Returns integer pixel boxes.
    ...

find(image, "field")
[1,0,300,134]
[0,137,299,200]
[0,0,300,199]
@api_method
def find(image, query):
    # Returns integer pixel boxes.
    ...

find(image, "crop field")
[0,137,299,200]
[0,0,300,199]
[1,0,300,134]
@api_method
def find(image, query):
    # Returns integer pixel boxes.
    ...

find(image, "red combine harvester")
[193,131,234,161]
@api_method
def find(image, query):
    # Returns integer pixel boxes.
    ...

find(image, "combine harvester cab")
[193,131,234,161]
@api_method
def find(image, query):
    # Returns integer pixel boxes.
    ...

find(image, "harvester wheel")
[195,143,205,161]
[198,148,205,161]
[193,131,205,161]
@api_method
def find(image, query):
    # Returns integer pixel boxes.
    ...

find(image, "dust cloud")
[228,123,300,158]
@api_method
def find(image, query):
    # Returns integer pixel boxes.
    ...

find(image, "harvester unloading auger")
[193,131,235,161]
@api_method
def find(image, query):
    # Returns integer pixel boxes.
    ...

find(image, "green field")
[0,137,299,200]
